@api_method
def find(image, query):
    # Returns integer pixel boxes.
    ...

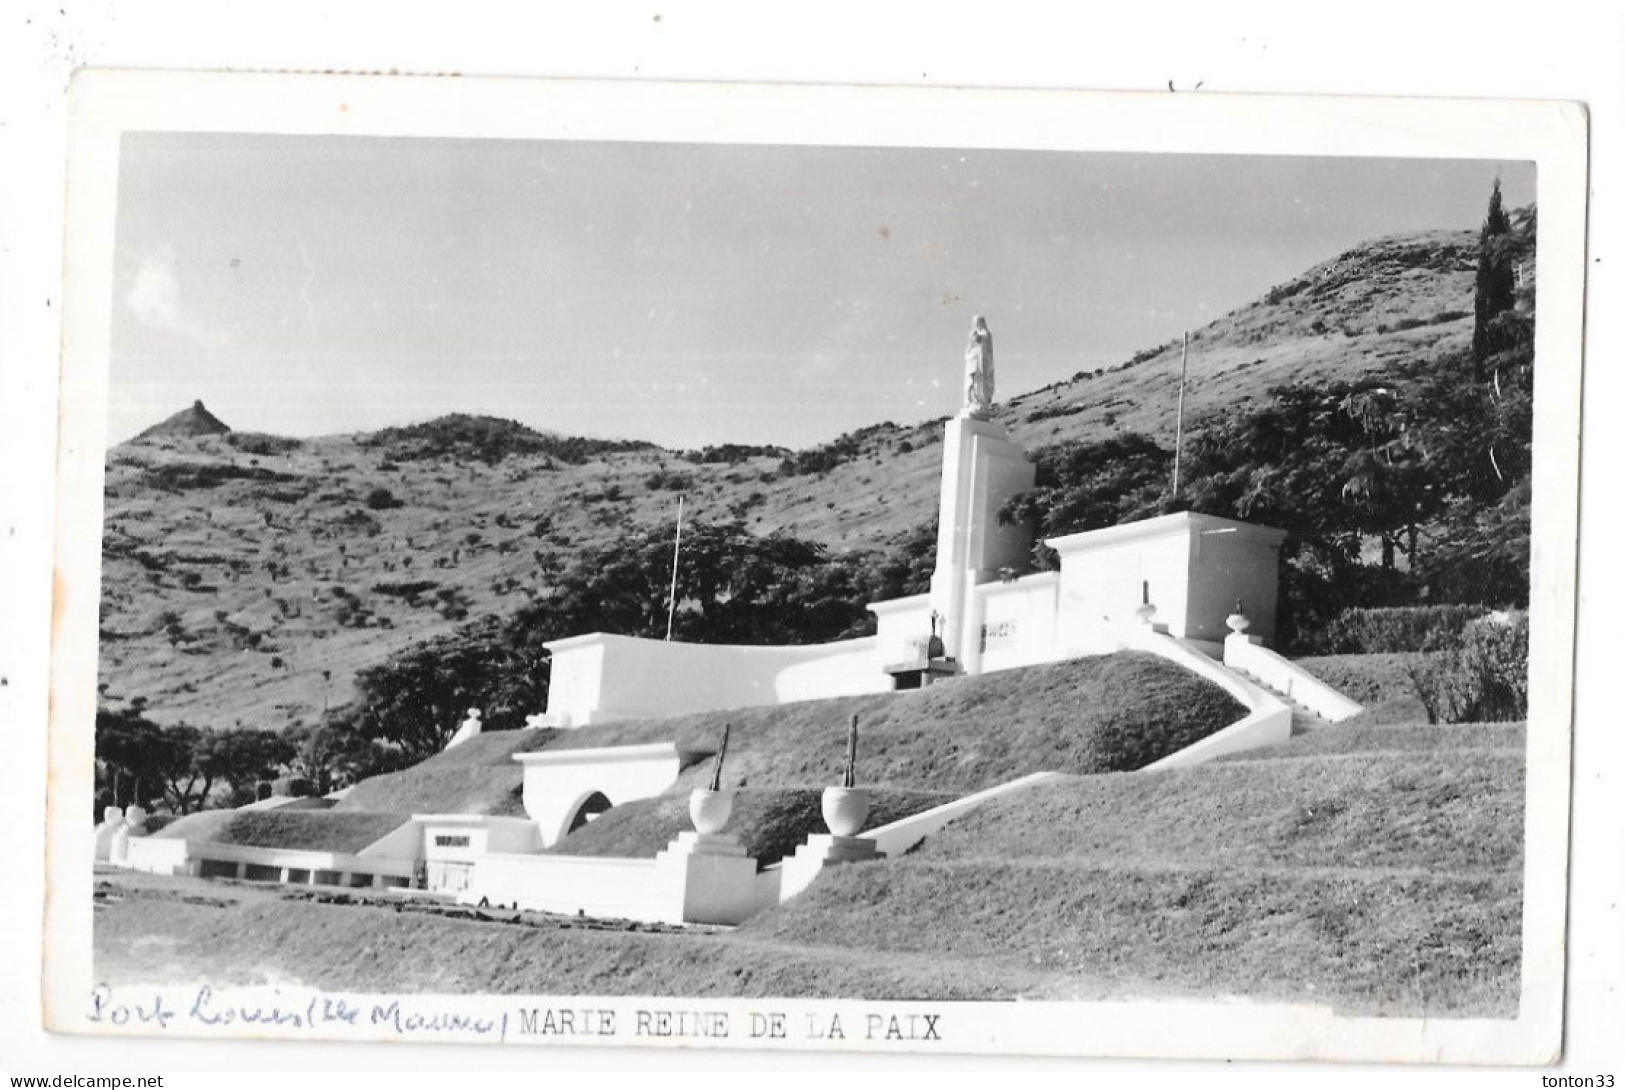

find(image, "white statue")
[963,315,994,419]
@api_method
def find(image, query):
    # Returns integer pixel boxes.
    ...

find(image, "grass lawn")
[1293,653,1436,724]
[739,730,1524,1016]
[152,809,411,853]
[547,652,1247,792]
[333,728,558,815]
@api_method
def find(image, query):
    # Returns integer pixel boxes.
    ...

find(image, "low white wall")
[1123,627,1294,770]
[969,574,1060,675]
[516,742,689,847]
[773,637,891,703]
[1223,634,1364,722]
[869,594,934,667]
[462,843,761,926]
[417,815,542,865]
[463,852,678,921]
[121,836,192,876]
[123,836,415,885]
[543,633,890,726]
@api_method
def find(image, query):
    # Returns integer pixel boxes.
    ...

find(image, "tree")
[1000,432,1174,568]
[195,728,297,807]
[95,706,165,811]
[147,724,213,815]
[1472,178,1517,384]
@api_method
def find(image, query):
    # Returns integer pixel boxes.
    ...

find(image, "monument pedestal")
[929,415,1036,668]
[654,832,760,926]
[778,833,883,901]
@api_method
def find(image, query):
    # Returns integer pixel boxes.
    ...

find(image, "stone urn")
[821,785,870,838]
[1134,601,1158,626]
[689,787,734,836]
[1226,610,1252,635]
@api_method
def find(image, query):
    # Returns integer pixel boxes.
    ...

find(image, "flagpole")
[1172,330,1189,499]
[665,494,684,641]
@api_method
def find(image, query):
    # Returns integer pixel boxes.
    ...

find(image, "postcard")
[46,69,1587,1062]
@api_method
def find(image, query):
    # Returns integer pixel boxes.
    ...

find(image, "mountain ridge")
[98,219,1517,733]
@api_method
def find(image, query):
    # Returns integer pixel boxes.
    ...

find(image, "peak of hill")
[136,400,231,441]
[96,220,1516,733]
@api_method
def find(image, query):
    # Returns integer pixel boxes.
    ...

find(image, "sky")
[109,134,1535,449]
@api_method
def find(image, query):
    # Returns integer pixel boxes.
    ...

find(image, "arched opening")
[565,791,613,835]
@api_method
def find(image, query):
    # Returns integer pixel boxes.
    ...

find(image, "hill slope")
[95,719,1523,1014]
[743,723,1524,1015]
[98,223,1495,731]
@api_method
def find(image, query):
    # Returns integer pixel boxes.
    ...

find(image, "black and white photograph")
[37,70,1585,1064]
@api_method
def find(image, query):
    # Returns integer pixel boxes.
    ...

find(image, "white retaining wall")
[1223,633,1364,722]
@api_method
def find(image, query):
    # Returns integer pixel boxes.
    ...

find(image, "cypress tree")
[1471,178,1516,383]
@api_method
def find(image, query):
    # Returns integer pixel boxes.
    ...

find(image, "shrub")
[1301,605,1490,655]
[364,487,403,510]
[1403,612,1528,723]
[225,432,304,456]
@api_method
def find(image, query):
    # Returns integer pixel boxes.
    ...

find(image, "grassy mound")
[550,787,954,866]
[743,743,1524,1015]
[550,652,1247,793]
[153,809,409,853]
[910,751,1522,874]
[94,874,1051,999]
[332,729,556,816]
[749,860,1519,1015]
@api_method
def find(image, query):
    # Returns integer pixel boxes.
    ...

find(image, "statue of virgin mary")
[963,315,994,419]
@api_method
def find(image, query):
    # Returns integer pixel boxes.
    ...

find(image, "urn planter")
[821,786,870,838]
[689,787,734,836]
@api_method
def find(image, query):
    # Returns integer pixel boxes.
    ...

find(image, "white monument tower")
[927,316,1037,666]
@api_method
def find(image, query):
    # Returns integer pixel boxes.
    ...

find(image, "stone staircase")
[1289,705,1336,736]
[1230,665,1339,736]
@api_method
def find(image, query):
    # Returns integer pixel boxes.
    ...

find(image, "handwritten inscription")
[87,984,942,1047]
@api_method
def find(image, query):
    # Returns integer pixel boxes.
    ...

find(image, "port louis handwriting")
[86,984,944,1048]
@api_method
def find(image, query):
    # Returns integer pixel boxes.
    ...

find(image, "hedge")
[1300,605,1490,655]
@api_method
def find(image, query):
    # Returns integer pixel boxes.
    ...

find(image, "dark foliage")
[359,413,653,466]
[1000,433,1173,568]
[141,462,300,491]
[1404,612,1529,723]
[224,432,305,456]
[319,519,889,775]
[1297,605,1491,656]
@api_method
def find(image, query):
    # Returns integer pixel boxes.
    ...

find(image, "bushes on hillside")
[1404,612,1528,723]
[1299,605,1489,655]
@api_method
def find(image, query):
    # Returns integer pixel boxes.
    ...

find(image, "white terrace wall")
[417,815,542,894]
[516,742,692,847]
[542,632,889,727]
[1051,512,1287,654]
[966,572,1061,675]
[122,835,416,888]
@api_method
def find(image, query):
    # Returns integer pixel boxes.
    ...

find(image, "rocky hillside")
[96,222,1501,733]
